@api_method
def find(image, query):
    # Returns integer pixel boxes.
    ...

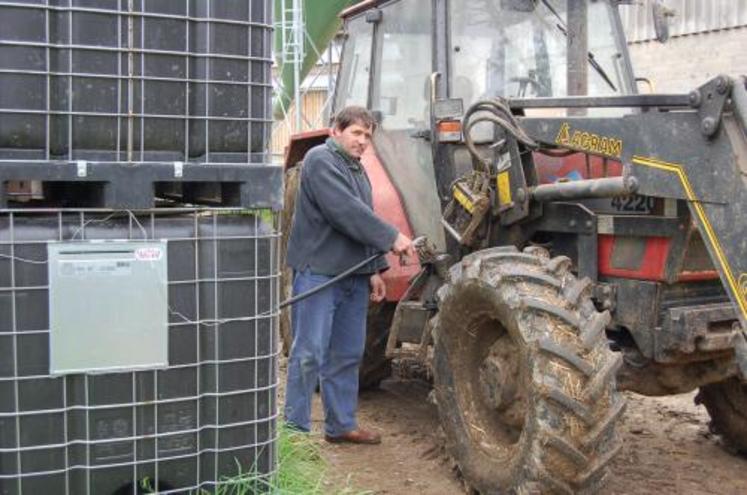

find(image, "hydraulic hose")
[463,97,539,172]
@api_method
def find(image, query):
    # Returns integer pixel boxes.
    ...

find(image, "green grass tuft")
[272,424,329,494]
[136,422,367,494]
[194,422,367,495]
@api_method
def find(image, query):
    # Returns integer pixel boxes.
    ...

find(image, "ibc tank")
[0,208,280,494]
[0,0,273,164]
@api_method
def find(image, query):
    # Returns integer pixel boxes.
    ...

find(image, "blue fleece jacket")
[286,138,399,275]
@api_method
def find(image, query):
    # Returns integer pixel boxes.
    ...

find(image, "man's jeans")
[284,269,369,436]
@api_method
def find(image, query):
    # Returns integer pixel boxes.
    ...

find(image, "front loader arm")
[515,76,747,330]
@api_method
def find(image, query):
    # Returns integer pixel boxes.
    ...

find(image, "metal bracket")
[410,128,432,141]
[655,303,740,362]
[365,8,382,23]
[689,75,732,138]
[76,160,88,178]
[386,268,431,359]
[532,202,598,280]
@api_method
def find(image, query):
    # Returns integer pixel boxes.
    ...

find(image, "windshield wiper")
[540,0,618,92]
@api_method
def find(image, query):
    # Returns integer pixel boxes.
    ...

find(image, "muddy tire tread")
[537,338,594,377]
[579,311,610,349]
[544,434,589,467]
[582,354,623,401]
[433,247,625,494]
[545,255,572,275]
[537,470,574,495]
[697,377,747,453]
[544,386,595,425]
[582,400,627,449]
[500,267,562,289]
[563,277,592,306]
[576,442,622,487]
[523,297,580,328]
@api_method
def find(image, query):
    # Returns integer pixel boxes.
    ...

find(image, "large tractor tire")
[433,246,626,494]
[696,377,747,453]
[279,164,394,390]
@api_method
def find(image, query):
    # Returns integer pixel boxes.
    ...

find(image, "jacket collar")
[326,138,362,170]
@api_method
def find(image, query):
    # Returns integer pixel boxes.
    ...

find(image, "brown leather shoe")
[324,428,382,445]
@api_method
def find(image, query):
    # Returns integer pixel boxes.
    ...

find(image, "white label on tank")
[58,259,133,278]
[135,247,163,261]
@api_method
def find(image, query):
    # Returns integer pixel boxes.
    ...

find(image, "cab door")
[368,0,445,251]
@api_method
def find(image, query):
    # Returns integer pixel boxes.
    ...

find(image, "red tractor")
[282,1,747,492]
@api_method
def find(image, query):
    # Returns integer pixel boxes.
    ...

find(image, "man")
[284,106,416,444]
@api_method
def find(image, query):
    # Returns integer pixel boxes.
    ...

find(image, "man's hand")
[391,232,417,264]
[370,273,386,302]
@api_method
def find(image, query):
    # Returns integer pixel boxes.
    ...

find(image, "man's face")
[331,121,373,159]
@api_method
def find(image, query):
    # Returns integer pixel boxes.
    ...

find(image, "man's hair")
[332,106,376,131]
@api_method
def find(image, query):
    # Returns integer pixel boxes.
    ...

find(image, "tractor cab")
[282,3,747,491]
[333,0,637,250]
[335,0,636,117]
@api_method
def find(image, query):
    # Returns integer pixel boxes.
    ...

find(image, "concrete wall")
[627,26,747,93]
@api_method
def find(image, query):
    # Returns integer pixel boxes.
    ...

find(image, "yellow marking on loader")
[632,155,747,321]
[453,187,475,214]
[497,171,512,206]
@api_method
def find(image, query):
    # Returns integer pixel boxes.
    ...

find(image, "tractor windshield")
[450,0,632,106]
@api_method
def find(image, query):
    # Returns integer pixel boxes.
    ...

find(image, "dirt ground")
[283,362,747,494]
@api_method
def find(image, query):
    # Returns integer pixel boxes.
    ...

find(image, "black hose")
[277,251,386,310]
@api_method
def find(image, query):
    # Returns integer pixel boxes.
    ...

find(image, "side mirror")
[652,0,675,43]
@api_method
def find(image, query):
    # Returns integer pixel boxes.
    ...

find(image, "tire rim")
[453,309,529,461]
